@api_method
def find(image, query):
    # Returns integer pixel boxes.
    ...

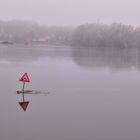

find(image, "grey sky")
[0,0,139,26]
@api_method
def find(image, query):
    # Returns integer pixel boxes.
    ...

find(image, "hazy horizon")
[1,1,140,139]
[0,0,139,26]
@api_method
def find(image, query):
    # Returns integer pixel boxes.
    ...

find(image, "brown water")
[0,45,140,140]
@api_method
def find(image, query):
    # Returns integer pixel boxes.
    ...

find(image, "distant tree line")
[72,23,140,48]
[0,20,140,48]
[0,20,74,45]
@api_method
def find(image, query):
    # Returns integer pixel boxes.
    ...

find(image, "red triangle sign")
[19,101,30,112]
[19,72,30,82]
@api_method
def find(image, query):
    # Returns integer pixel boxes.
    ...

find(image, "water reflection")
[0,45,71,62]
[17,90,50,112]
[1,44,140,71]
[18,92,30,112]
[71,46,140,71]
[1,45,140,139]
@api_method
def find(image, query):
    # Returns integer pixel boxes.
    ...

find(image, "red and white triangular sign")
[19,72,30,82]
[19,101,29,112]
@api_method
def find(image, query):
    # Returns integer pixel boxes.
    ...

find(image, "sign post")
[18,72,30,112]
[22,81,26,102]
[19,72,30,92]
[22,82,25,92]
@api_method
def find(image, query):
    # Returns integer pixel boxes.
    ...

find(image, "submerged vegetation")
[0,20,140,48]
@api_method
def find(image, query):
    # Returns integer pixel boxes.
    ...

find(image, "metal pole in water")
[22,82,25,102]
[22,82,25,91]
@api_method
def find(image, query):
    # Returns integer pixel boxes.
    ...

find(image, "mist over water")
[0,45,140,140]
[0,0,139,139]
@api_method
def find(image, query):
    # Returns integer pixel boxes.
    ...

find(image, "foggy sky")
[0,0,139,26]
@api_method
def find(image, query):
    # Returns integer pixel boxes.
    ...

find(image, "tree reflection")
[72,46,140,71]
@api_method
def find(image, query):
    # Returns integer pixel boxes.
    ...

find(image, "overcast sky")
[0,0,139,26]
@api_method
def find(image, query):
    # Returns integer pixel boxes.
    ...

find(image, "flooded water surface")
[0,45,140,140]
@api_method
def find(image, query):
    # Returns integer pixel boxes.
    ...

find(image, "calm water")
[0,45,140,140]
